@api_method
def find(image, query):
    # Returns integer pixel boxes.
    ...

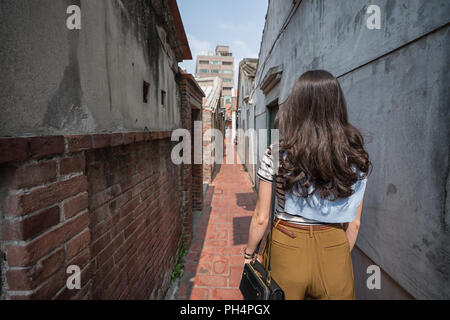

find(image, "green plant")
[171,234,188,282]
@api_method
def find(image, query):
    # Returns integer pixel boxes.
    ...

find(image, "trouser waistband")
[273,218,343,238]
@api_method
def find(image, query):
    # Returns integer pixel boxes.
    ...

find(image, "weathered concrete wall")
[252,0,450,299]
[351,246,413,299]
[0,0,192,300]
[0,0,181,137]
[237,63,260,185]
[342,28,449,299]
[237,69,249,166]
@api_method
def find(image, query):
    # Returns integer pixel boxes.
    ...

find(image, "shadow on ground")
[235,192,256,211]
[167,186,215,300]
[232,216,251,246]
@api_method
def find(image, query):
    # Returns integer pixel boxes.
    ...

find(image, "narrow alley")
[174,139,257,300]
[0,0,448,302]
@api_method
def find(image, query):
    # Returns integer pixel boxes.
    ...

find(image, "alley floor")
[174,142,257,300]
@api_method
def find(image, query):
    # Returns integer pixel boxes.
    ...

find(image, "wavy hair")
[277,70,371,201]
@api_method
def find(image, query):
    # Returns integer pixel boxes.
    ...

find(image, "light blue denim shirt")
[284,168,367,223]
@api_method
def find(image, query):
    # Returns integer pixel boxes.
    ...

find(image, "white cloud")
[218,22,234,31]
[179,34,213,75]
[188,34,213,54]
[218,22,260,33]
[231,40,258,85]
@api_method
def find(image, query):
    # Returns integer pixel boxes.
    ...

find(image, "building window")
[161,90,166,107]
[221,70,233,74]
[211,69,219,74]
[143,81,150,103]
[199,60,209,64]
[223,87,233,91]
[222,61,232,66]
[199,69,208,73]
[210,61,221,65]
[223,78,232,83]
[267,102,279,144]
[223,96,232,104]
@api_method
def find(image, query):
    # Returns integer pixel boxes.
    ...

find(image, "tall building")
[195,45,234,106]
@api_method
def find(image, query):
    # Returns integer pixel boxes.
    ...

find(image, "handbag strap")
[267,175,277,285]
[254,173,277,284]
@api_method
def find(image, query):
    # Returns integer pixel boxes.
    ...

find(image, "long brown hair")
[277,70,371,200]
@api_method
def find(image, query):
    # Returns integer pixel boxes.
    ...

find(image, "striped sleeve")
[257,146,275,182]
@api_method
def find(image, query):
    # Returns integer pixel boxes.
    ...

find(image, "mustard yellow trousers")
[262,222,355,300]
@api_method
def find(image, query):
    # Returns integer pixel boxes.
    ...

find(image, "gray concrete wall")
[237,68,258,184]
[351,246,413,300]
[236,68,247,164]
[0,0,181,137]
[253,0,450,299]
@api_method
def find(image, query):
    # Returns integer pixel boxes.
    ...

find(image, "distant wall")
[237,68,258,185]
[179,74,204,246]
[202,109,223,184]
[0,0,181,137]
[253,0,450,298]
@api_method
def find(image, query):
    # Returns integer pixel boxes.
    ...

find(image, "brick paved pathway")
[175,141,257,300]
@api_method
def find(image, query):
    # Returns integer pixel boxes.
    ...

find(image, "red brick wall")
[179,74,204,247]
[0,132,183,300]
[87,139,182,299]
[179,79,194,248]
[0,148,91,299]
[202,109,224,185]
[192,163,203,212]
[203,110,213,184]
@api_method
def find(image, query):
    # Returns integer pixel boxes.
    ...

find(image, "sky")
[177,0,268,87]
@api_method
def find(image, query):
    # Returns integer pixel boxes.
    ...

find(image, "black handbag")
[239,176,285,300]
